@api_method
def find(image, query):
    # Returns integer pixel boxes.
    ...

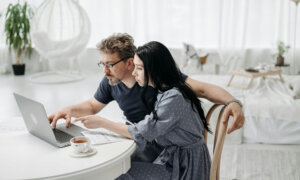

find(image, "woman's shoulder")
[158,88,184,101]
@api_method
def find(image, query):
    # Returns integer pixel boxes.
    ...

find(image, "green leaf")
[4,1,34,62]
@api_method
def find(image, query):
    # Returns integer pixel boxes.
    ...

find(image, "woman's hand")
[74,115,106,129]
[75,115,132,139]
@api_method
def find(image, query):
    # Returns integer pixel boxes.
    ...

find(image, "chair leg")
[227,75,234,87]
[279,73,285,83]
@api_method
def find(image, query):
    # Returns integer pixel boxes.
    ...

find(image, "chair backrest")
[204,104,228,180]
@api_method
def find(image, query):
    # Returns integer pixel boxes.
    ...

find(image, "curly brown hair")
[96,33,136,59]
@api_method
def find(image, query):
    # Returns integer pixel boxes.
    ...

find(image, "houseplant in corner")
[4,1,34,75]
[274,41,290,66]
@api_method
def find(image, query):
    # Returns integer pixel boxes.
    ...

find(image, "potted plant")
[4,1,34,75]
[274,41,290,66]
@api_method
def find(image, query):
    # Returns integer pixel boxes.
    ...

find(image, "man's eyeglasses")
[97,57,129,69]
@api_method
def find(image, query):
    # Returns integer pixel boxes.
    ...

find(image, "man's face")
[132,54,145,86]
[99,53,128,86]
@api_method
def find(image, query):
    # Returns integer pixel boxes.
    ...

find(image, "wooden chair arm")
[204,104,228,180]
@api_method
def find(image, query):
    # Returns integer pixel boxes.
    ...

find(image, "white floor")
[1,73,300,180]
[210,144,300,180]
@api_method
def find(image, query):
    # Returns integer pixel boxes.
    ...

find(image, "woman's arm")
[74,115,133,139]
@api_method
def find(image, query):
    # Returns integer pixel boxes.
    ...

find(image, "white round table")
[0,130,135,180]
[0,74,136,179]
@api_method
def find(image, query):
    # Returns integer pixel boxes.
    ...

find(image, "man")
[48,33,244,154]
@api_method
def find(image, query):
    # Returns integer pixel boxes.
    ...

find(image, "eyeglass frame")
[97,57,131,69]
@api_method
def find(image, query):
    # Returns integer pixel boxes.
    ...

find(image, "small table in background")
[227,69,284,89]
[276,64,290,75]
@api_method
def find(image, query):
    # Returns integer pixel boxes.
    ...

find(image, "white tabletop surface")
[0,73,136,180]
[0,131,135,180]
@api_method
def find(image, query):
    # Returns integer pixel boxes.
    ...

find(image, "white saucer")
[69,148,97,158]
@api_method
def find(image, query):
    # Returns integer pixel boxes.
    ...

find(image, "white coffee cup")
[70,136,91,153]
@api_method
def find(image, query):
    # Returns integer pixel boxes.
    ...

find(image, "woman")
[75,41,211,180]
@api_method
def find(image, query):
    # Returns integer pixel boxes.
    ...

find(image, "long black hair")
[136,41,210,133]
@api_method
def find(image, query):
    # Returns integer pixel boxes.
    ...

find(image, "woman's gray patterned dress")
[117,88,211,180]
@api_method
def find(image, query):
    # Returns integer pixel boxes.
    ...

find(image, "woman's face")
[132,54,145,86]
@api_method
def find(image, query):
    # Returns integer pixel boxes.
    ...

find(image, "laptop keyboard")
[53,128,74,143]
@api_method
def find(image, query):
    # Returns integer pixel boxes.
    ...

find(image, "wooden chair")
[204,104,228,180]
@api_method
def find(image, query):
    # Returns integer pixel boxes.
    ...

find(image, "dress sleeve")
[128,89,184,147]
[93,77,113,104]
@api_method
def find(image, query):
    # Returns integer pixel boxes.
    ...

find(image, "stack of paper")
[81,129,128,145]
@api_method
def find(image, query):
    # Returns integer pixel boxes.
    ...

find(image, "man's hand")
[74,115,103,129]
[48,108,72,128]
[221,102,245,134]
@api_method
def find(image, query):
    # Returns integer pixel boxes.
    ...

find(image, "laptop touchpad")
[56,123,85,137]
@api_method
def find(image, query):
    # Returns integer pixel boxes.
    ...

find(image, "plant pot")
[12,64,25,75]
[276,55,284,66]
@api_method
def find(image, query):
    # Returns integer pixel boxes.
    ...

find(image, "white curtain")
[1,0,299,73]
[75,0,299,47]
[1,0,298,48]
[78,0,300,73]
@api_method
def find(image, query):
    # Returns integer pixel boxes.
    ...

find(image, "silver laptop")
[14,93,85,148]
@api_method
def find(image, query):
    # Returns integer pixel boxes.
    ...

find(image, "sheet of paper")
[81,128,127,145]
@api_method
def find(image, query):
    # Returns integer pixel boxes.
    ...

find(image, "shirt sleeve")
[128,89,184,147]
[94,77,113,104]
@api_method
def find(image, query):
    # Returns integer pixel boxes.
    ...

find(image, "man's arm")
[48,97,106,128]
[185,77,245,134]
